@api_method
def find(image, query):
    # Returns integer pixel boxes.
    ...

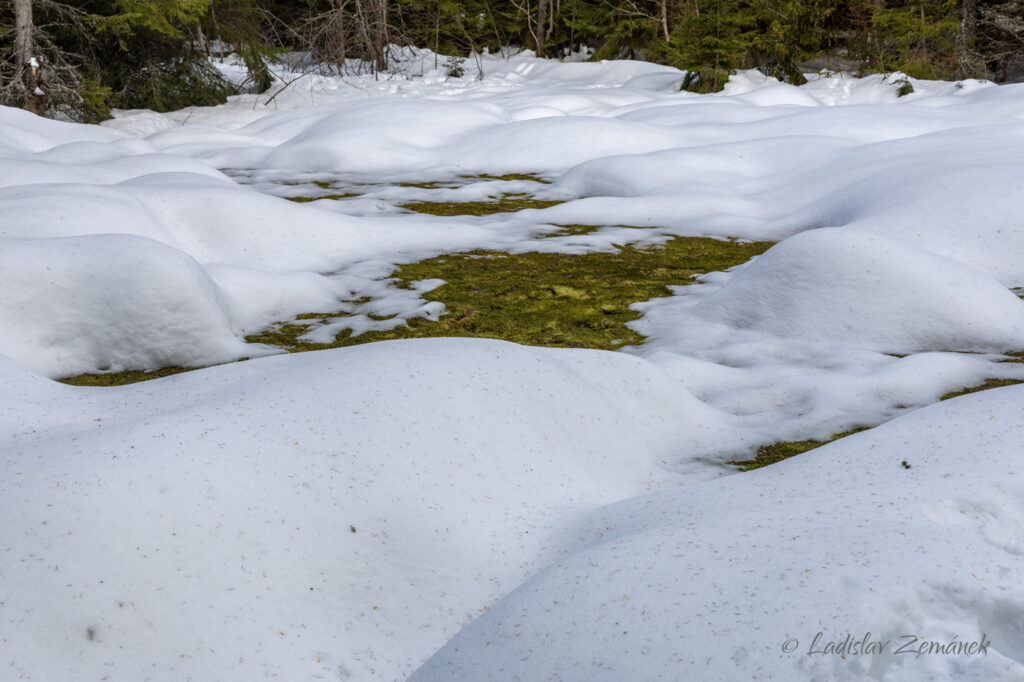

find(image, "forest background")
[1,0,1022,121]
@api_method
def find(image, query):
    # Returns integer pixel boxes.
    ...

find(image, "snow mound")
[0,104,123,154]
[412,383,1024,681]
[5,60,1024,682]
[481,57,685,90]
[256,100,512,172]
[0,338,731,681]
[690,228,1024,352]
[0,234,251,377]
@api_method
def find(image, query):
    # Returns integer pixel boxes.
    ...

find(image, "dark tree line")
[2,0,1022,120]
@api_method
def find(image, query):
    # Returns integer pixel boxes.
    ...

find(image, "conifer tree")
[977,0,1024,80]
[662,0,757,91]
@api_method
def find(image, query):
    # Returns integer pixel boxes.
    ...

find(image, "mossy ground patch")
[245,236,772,353]
[286,193,361,203]
[57,214,770,384]
[732,359,1024,470]
[58,366,197,387]
[400,195,564,216]
[225,172,555,208]
[728,428,868,471]
[934,352,1024,400]
[58,174,1024,473]
[940,377,1024,400]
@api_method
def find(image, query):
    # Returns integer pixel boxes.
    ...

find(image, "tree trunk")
[352,0,375,72]
[536,0,548,56]
[956,0,979,78]
[376,0,388,71]
[334,0,347,68]
[196,22,209,58]
[14,0,46,116]
[14,0,33,75]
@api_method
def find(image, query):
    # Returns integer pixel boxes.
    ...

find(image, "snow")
[0,234,252,377]
[0,338,729,681]
[674,227,1024,354]
[2,50,1024,680]
[412,383,1024,681]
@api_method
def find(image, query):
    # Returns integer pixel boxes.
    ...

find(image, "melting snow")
[2,49,1024,680]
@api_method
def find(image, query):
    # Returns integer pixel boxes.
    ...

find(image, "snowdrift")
[0,234,249,377]
[413,383,1024,681]
[2,53,1024,682]
[689,228,1024,353]
[1,338,728,681]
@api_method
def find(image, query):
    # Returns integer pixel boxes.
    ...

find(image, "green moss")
[401,195,564,216]
[394,181,453,189]
[244,323,331,353]
[286,193,360,203]
[392,174,552,190]
[268,174,553,208]
[941,351,1024,399]
[459,173,553,184]
[60,173,771,386]
[294,308,366,320]
[552,224,601,235]
[54,233,771,386]
[729,368,1024,471]
[248,236,772,353]
[941,378,1024,401]
[277,174,550,196]
[548,284,588,299]
[58,366,196,387]
[729,428,868,471]
[280,180,336,189]
[551,224,651,236]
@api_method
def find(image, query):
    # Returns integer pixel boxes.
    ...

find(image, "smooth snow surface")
[3,48,1024,681]
[413,384,1024,681]
[683,228,1024,352]
[1,339,726,681]
[0,234,252,377]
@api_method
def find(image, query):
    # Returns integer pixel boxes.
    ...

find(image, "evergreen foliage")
[662,0,757,92]
[869,0,958,78]
[1,0,1022,120]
